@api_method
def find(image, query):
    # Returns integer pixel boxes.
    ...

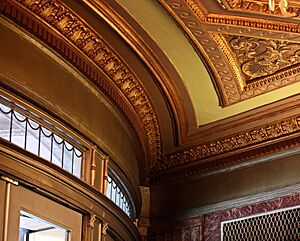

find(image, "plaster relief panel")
[211,33,300,104]
[226,35,300,82]
[218,0,300,17]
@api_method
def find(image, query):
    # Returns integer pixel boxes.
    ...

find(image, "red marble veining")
[204,193,300,241]
[150,216,202,240]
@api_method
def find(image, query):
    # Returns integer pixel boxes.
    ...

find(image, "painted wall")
[150,151,300,239]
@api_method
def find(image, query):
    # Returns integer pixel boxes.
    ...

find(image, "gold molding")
[4,0,162,168]
[153,114,300,172]
[211,33,245,91]
[82,0,189,144]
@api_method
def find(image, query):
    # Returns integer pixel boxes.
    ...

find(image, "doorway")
[1,178,82,241]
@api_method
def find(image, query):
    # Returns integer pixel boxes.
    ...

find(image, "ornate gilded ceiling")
[117,0,300,182]
[212,33,300,104]
[156,0,300,107]
[218,0,300,17]
[3,0,300,183]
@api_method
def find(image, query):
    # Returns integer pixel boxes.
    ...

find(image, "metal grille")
[222,206,300,241]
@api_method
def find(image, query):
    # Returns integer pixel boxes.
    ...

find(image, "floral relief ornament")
[228,35,300,81]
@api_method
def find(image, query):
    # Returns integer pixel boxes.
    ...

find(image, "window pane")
[63,144,73,173]
[52,135,63,167]
[40,128,52,161]
[106,181,112,198]
[26,119,40,155]
[11,112,26,148]
[73,157,81,177]
[105,174,133,218]
[19,210,69,241]
[73,149,82,177]
[0,104,12,140]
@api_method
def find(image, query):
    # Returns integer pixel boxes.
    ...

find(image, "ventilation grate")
[221,206,300,241]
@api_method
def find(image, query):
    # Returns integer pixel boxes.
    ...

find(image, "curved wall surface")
[0,13,142,241]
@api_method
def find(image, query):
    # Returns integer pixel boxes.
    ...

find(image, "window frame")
[106,167,136,219]
[0,89,90,180]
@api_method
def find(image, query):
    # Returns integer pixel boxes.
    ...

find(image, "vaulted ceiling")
[115,0,300,183]
[3,0,300,184]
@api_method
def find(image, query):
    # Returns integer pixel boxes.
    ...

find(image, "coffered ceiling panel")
[118,0,300,126]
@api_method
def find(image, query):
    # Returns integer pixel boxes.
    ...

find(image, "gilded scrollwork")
[227,35,300,81]
[13,0,161,165]
[219,0,300,17]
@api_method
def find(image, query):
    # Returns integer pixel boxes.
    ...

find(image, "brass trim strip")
[1,176,18,186]
[3,182,11,241]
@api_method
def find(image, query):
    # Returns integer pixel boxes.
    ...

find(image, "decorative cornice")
[159,114,300,171]
[151,114,300,182]
[1,0,161,168]
[151,136,300,184]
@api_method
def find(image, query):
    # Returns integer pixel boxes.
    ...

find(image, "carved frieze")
[153,114,300,172]
[226,35,300,81]
[212,33,300,93]
[4,0,161,166]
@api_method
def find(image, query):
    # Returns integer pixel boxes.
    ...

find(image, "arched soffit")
[1,0,161,172]
[116,0,300,127]
[80,0,198,147]
[0,0,163,172]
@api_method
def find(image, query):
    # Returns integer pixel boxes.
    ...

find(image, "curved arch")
[1,0,161,176]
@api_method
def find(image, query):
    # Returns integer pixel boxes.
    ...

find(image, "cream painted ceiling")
[116,0,300,126]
